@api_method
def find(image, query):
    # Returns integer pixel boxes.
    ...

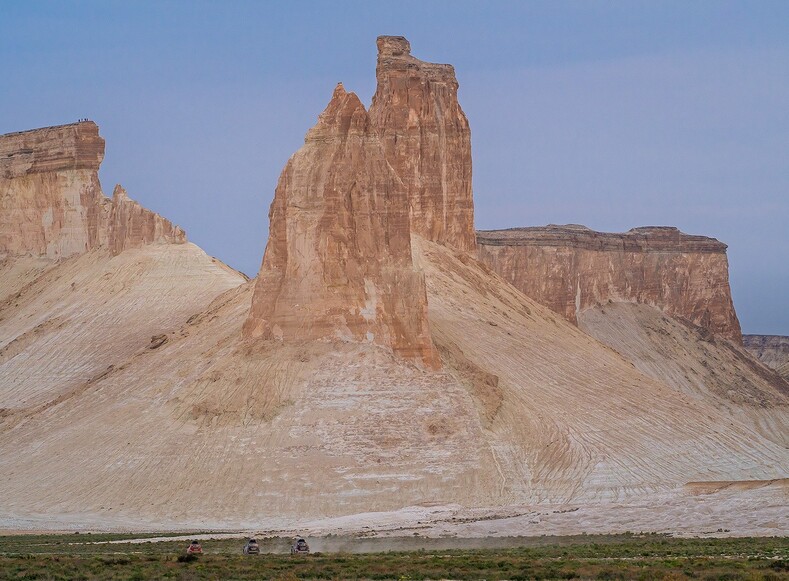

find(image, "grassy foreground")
[0,533,786,580]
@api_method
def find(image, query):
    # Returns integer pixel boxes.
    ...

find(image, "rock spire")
[243,84,440,368]
[369,36,476,252]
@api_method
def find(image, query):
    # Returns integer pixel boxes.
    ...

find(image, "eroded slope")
[1,238,786,530]
[577,303,789,448]
[0,244,245,412]
[417,239,787,503]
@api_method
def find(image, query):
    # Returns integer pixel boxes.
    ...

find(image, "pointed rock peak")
[332,82,347,98]
[308,83,368,141]
[322,82,363,113]
[107,184,187,255]
[112,184,128,200]
[377,35,411,57]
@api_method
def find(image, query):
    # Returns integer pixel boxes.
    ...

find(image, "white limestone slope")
[0,238,786,531]
[578,302,789,448]
[0,243,245,411]
[417,240,788,503]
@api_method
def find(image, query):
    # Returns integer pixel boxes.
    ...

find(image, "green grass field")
[0,533,786,580]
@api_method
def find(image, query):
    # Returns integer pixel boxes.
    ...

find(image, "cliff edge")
[0,121,185,259]
[478,224,743,342]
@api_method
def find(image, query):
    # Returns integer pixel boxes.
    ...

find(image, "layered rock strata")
[243,84,440,368]
[369,36,476,252]
[477,225,742,342]
[0,121,185,259]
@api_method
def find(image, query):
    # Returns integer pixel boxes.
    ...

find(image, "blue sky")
[1,1,787,334]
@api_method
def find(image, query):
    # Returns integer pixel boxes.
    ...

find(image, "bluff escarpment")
[0,121,185,259]
[369,36,476,252]
[243,84,440,368]
[744,335,789,380]
[477,225,742,342]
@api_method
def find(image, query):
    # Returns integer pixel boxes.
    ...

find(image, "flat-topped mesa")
[243,84,440,369]
[0,121,104,177]
[477,225,743,342]
[0,122,106,257]
[0,121,186,259]
[478,225,729,253]
[369,35,476,252]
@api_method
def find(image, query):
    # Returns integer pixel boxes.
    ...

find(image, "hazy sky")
[2,1,787,334]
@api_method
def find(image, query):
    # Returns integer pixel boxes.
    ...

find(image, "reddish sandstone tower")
[243,84,440,368]
[369,36,476,252]
[243,36,482,368]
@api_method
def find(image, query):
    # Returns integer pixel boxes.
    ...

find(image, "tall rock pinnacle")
[243,84,440,368]
[369,36,476,252]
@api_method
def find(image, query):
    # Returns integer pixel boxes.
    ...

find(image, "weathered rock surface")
[477,225,743,342]
[243,84,440,368]
[0,121,104,178]
[744,335,789,380]
[369,36,476,252]
[0,122,105,258]
[104,185,185,255]
[0,122,185,259]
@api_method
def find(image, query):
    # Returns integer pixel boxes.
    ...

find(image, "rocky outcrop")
[478,225,743,342]
[104,185,185,255]
[244,35,477,367]
[243,84,440,368]
[0,121,185,259]
[743,335,789,379]
[0,121,105,178]
[369,36,475,252]
[0,122,106,258]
